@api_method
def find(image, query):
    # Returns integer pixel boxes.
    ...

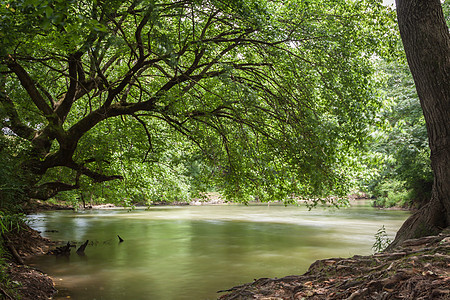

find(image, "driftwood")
[0,286,15,300]
[47,235,123,256]
[48,242,73,256]
[2,234,24,265]
[76,240,89,255]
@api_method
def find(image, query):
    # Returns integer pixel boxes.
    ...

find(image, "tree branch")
[135,12,151,59]
[0,89,36,140]
[36,82,56,108]
[54,52,83,122]
[6,57,54,117]
[132,114,153,162]
[29,181,79,200]
[67,160,123,183]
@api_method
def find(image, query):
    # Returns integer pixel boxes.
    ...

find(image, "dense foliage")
[0,0,397,208]
[362,58,432,208]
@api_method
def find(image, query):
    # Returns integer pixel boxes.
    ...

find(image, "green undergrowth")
[373,225,392,253]
[369,180,415,208]
[368,177,432,209]
[371,190,411,208]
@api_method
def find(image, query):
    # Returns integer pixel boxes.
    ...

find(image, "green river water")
[27,203,409,300]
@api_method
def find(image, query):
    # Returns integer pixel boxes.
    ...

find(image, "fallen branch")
[0,285,15,300]
[2,234,24,265]
[76,240,89,255]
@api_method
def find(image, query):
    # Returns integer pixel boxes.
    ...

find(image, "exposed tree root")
[218,229,450,299]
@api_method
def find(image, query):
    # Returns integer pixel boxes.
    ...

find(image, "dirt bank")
[1,225,56,300]
[218,229,450,299]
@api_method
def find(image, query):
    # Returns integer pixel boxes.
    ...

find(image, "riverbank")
[218,228,450,299]
[1,225,56,299]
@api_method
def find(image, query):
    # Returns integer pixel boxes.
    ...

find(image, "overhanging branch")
[6,56,54,118]
[0,90,36,140]
[67,160,123,183]
[132,114,153,162]
[28,182,79,200]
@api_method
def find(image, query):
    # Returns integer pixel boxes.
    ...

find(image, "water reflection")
[27,204,409,300]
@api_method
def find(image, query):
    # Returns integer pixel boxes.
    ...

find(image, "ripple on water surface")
[27,204,409,300]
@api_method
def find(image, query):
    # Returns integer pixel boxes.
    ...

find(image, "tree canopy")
[0,0,396,207]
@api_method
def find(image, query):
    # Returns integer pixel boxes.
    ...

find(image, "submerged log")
[76,240,89,255]
[48,242,72,256]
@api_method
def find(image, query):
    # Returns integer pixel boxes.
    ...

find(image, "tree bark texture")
[390,0,450,248]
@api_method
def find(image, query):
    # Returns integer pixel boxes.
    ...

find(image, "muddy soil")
[1,225,56,300]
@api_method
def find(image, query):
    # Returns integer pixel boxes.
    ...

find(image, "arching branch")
[132,114,153,162]
[28,182,79,200]
[6,57,54,118]
[0,91,35,140]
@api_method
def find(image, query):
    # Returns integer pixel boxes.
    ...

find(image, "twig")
[0,285,15,300]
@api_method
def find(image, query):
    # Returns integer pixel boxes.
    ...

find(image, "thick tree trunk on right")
[389,0,450,248]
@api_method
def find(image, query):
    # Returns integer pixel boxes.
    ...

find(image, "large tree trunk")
[389,0,450,248]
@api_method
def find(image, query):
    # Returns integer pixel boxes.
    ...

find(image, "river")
[27,203,409,300]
